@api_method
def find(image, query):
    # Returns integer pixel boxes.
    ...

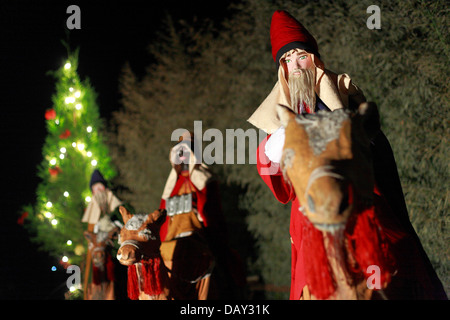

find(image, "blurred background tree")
[107,0,448,298]
[21,50,116,290]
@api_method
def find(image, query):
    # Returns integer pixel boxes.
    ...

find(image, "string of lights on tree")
[20,50,116,294]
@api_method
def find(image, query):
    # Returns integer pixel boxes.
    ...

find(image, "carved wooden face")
[116,206,166,266]
[170,141,193,174]
[277,103,378,231]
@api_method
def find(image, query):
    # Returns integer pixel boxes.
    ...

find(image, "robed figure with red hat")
[248,10,446,300]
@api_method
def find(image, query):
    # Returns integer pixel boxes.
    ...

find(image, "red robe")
[257,135,306,299]
[158,172,226,242]
[158,171,246,299]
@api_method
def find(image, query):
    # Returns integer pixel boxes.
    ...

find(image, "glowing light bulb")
[85,196,91,203]
[65,97,75,104]
[77,143,85,151]
[59,154,64,160]
[86,126,92,133]
[62,256,69,263]
[86,151,92,157]
[75,103,82,110]
[64,191,69,197]
[64,62,71,70]
[91,159,97,166]
[72,142,77,148]
[74,91,81,98]
[66,240,72,246]
[60,147,66,153]
[51,219,58,225]
[51,266,57,271]
[69,286,76,292]
[46,201,53,208]
[44,212,52,218]
[49,158,57,165]
[69,87,74,92]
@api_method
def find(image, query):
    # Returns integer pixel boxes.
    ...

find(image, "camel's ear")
[84,231,96,244]
[108,226,120,239]
[119,206,133,224]
[277,104,296,127]
[147,209,167,226]
[358,102,380,140]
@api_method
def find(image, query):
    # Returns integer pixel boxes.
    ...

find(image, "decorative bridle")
[119,240,166,299]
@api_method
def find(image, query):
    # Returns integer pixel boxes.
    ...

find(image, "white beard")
[94,190,109,215]
[288,68,316,114]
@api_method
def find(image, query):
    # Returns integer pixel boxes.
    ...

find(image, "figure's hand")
[265,126,285,163]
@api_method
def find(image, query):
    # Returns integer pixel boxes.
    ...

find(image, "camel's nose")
[304,177,353,232]
[117,246,136,265]
[116,247,124,261]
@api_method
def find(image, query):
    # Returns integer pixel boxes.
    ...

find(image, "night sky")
[0,0,233,299]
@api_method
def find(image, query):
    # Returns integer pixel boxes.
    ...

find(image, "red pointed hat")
[270,10,320,67]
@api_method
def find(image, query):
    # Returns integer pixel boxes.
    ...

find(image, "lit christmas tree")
[21,50,116,288]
